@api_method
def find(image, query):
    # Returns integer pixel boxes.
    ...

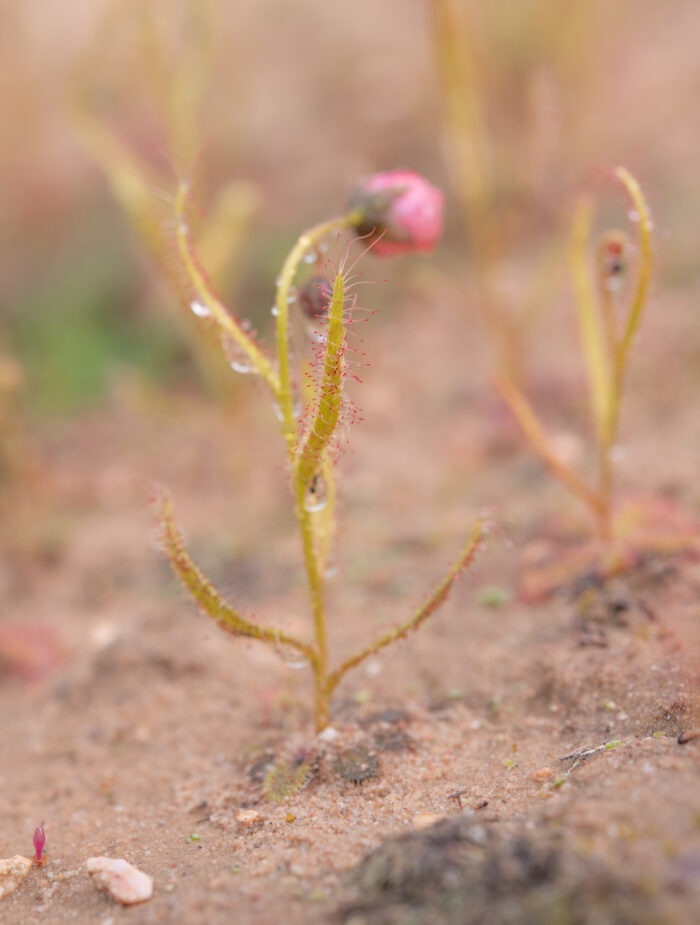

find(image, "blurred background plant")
[497,168,652,541]
[493,168,700,597]
[0,349,24,484]
[72,0,260,399]
[429,0,592,384]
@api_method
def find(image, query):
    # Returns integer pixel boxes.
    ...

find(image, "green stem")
[273,213,358,729]
[313,669,331,732]
[494,373,607,527]
[292,272,347,717]
[297,479,328,713]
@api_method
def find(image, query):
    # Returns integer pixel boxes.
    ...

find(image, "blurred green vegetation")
[7,222,189,416]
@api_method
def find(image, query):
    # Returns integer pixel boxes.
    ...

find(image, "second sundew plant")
[495,167,650,542]
[156,169,485,731]
[493,167,697,593]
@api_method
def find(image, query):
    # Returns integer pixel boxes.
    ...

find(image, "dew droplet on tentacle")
[221,335,255,375]
[190,300,211,318]
[274,641,309,670]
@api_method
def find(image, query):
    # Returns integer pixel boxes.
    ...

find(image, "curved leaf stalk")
[72,65,257,397]
[605,167,654,441]
[174,182,280,395]
[493,373,606,523]
[325,517,485,698]
[157,491,315,665]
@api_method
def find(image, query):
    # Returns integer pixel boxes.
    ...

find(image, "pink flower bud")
[350,170,444,257]
[33,823,45,862]
[299,276,333,319]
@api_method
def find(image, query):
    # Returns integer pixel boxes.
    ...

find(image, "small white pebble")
[235,810,262,828]
[86,857,153,905]
[91,621,119,649]
[364,658,383,678]
[318,726,339,743]
[412,813,443,830]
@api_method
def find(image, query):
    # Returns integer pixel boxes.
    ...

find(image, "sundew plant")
[153,170,485,730]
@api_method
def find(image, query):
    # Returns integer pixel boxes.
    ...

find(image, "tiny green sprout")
[477,585,512,608]
[187,833,201,843]
[149,174,486,732]
[605,740,622,750]
[503,759,515,769]
[553,775,568,788]
[231,867,241,875]
[353,689,372,705]
[652,731,665,739]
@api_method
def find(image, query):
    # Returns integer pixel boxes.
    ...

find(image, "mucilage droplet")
[190,300,211,318]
